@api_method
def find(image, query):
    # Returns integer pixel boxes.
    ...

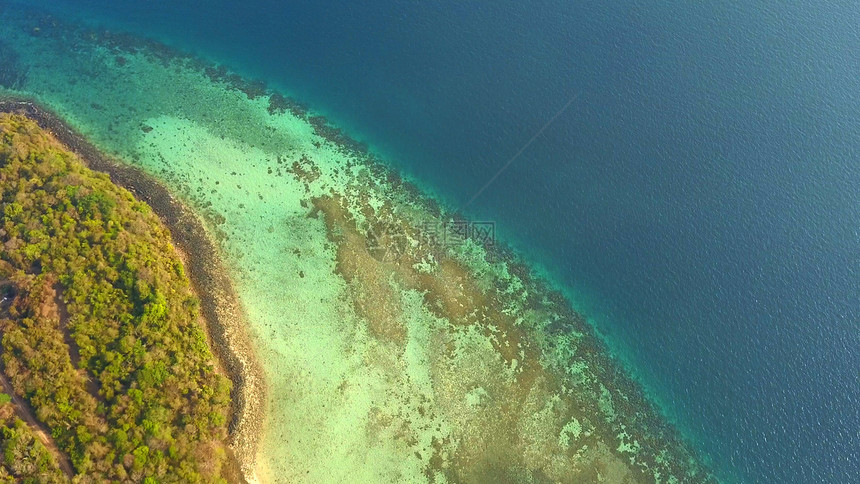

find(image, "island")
[0,113,245,483]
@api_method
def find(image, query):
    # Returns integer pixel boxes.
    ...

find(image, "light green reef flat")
[0,6,715,484]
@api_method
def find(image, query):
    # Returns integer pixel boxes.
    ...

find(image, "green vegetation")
[0,113,232,482]
[0,400,67,483]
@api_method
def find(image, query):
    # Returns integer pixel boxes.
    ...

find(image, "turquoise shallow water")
[3,1,860,482]
[0,5,721,483]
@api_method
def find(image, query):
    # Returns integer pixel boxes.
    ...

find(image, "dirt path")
[0,281,74,477]
[0,370,75,477]
[51,284,103,404]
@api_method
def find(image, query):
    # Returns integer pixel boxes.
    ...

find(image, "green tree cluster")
[0,114,232,482]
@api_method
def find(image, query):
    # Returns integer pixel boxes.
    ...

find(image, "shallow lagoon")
[0,6,715,483]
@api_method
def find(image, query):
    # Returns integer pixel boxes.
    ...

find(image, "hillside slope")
[0,113,233,483]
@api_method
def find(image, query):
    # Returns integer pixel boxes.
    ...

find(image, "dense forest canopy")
[0,113,232,482]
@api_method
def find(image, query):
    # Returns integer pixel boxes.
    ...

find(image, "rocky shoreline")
[0,98,267,484]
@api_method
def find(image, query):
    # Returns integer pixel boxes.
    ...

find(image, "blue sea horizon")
[15,1,860,482]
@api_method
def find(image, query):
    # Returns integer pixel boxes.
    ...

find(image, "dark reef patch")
[0,39,26,90]
[13,6,377,159]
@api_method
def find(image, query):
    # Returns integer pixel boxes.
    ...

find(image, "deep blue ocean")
[19,1,860,482]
